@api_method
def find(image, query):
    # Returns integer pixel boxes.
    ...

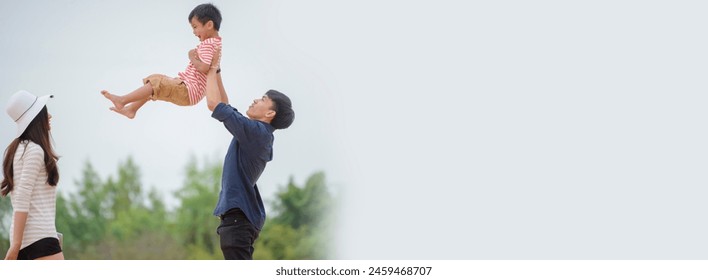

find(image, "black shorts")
[17,237,62,260]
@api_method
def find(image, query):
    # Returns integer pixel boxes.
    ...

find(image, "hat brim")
[15,94,53,138]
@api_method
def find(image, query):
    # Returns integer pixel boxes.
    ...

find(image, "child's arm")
[189,49,211,74]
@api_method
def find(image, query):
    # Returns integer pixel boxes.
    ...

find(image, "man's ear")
[266,110,276,119]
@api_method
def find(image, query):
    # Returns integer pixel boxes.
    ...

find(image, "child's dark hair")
[189,3,222,31]
[266,90,295,129]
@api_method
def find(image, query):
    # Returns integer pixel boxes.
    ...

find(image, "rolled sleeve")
[212,102,252,142]
[211,102,231,121]
[211,103,273,151]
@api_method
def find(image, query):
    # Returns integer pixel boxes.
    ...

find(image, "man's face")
[190,17,210,41]
[246,95,276,121]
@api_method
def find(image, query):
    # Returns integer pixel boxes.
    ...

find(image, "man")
[204,49,295,259]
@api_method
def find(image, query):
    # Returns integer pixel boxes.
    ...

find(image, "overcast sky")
[2,0,708,260]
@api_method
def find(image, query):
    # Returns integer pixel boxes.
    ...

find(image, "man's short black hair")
[189,3,222,31]
[266,90,294,129]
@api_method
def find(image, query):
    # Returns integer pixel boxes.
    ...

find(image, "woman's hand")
[4,246,19,260]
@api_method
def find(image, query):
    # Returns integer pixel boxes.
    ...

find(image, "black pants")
[17,237,62,260]
[217,208,260,260]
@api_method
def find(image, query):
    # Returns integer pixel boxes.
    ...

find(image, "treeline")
[0,156,334,259]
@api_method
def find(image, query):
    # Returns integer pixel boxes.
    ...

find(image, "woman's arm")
[4,212,28,260]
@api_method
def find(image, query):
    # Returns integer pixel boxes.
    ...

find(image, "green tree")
[173,155,222,259]
[255,171,335,259]
[0,197,11,254]
[56,161,109,256]
[57,157,186,259]
[7,155,336,260]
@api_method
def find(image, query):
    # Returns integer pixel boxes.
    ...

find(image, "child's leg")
[101,83,153,110]
[110,98,148,119]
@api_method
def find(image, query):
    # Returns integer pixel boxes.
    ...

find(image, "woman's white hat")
[5,90,53,138]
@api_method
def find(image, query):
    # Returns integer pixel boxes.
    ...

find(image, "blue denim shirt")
[211,102,275,230]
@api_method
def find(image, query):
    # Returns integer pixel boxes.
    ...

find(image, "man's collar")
[257,120,276,133]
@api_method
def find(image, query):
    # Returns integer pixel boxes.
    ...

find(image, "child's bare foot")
[101,90,125,111]
[110,105,136,119]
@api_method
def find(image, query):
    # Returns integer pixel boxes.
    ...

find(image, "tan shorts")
[143,74,191,106]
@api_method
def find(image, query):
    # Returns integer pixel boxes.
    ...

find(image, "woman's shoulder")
[20,140,42,149]
[16,140,45,159]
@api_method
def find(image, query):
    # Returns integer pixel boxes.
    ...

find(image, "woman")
[2,90,63,260]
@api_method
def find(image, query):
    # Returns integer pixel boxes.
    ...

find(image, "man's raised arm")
[205,47,224,111]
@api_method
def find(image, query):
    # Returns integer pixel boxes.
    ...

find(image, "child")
[101,3,222,119]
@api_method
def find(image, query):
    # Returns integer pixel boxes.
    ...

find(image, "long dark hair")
[1,107,59,196]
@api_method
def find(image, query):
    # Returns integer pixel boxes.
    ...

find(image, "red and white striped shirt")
[178,37,222,105]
